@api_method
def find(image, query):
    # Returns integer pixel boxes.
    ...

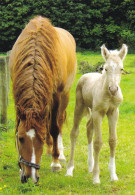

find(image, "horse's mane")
[12,16,60,141]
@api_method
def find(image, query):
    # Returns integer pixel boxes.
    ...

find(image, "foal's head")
[16,111,45,183]
[101,44,128,96]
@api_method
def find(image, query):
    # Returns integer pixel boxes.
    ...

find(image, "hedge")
[0,0,135,52]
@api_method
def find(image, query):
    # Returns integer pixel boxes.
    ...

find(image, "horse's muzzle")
[21,175,39,183]
[21,174,39,183]
[21,175,28,183]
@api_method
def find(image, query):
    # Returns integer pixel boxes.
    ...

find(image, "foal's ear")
[119,44,128,61]
[101,44,110,61]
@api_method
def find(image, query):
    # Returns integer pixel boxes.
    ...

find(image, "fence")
[0,53,10,126]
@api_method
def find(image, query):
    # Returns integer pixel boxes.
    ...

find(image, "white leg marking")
[58,134,66,162]
[66,166,74,177]
[108,157,118,181]
[87,141,94,173]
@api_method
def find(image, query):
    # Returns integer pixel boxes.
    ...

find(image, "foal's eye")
[19,137,24,143]
[121,68,124,71]
[105,68,107,71]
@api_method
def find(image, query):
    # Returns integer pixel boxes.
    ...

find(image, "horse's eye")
[19,137,24,143]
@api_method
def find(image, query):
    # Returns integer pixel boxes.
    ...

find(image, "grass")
[0,51,135,194]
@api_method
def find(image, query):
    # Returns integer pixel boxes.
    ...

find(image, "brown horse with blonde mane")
[9,16,76,183]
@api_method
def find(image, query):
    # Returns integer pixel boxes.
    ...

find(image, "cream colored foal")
[66,44,128,184]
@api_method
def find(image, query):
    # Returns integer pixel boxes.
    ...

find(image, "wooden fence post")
[0,56,9,125]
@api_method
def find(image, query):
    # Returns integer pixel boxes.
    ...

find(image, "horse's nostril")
[21,175,28,183]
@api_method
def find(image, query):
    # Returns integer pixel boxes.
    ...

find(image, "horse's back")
[9,16,76,94]
[55,27,77,92]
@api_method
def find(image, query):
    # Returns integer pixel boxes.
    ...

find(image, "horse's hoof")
[51,162,61,172]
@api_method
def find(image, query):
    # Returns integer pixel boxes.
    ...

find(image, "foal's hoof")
[93,176,100,184]
[65,166,74,177]
[111,174,118,182]
[51,162,61,172]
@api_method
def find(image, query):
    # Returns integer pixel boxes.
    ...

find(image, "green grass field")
[0,51,135,194]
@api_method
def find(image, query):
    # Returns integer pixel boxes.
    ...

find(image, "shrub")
[0,0,135,52]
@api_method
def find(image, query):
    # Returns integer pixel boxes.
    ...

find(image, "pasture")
[0,51,135,194]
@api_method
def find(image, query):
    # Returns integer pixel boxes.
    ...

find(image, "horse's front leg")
[50,94,61,171]
[107,108,119,181]
[93,111,103,184]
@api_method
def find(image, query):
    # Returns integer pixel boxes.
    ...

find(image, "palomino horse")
[9,16,76,183]
[66,44,128,184]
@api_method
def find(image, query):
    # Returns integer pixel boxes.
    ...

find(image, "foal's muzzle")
[109,86,118,96]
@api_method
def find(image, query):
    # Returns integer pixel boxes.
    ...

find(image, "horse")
[9,16,77,183]
[66,44,128,184]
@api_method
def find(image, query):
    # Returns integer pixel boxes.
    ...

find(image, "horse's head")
[16,108,45,183]
[101,44,128,96]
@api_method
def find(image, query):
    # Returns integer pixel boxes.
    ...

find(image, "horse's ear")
[101,44,110,61]
[119,44,128,61]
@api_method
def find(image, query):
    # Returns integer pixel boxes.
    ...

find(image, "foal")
[66,44,128,184]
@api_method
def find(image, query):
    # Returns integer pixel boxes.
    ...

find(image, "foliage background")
[0,0,135,52]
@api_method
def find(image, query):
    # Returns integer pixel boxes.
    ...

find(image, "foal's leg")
[107,109,119,181]
[50,94,61,171]
[87,115,94,173]
[92,111,103,184]
[66,88,85,176]
[57,92,70,163]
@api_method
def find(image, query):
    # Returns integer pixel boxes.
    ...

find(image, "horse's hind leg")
[107,109,119,181]
[57,92,70,163]
[87,114,94,173]
[46,132,53,156]
[66,87,85,176]
[50,94,61,171]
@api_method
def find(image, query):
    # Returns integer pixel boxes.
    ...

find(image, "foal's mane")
[12,16,60,141]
